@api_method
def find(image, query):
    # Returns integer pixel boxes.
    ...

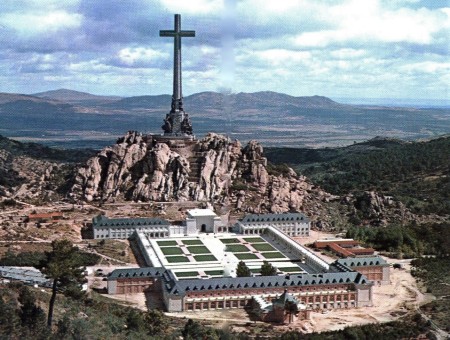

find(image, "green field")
[187,246,211,254]
[182,239,203,245]
[204,270,224,276]
[194,255,217,262]
[157,240,178,246]
[262,252,286,259]
[235,253,259,260]
[226,244,249,253]
[165,256,190,263]
[252,243,276,252]
[279,266,303,273]
[175,271,199,278]
[243,237,265,243]
[220,238,240,244]
[160,247,184,256]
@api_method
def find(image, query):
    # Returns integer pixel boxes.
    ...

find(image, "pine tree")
[36,239,86,327]
[236,261,251,277]
[260,261,277,276]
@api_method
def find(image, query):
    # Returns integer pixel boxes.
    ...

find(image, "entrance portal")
[201,224,206,232]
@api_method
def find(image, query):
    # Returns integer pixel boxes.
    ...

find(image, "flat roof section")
[187,208,217,217]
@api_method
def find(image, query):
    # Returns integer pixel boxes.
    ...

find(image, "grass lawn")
[262,252,286,259]
[157,240,178,246]
[226,244,249,253]
[182,239,203,245]
[220,238,240,244]
[160,247,184,256]
[243,237,265,243]
[194,255,217,262]
[279,266,303,273]
[187,246,211,254]
[165,255,190,263]
[205,270,224,276]
[175,271,199,278]
[252,243,276,252]
[235,253,259,260]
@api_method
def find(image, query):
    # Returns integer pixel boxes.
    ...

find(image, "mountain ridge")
[33,88,122,104]
[1,89,448,149]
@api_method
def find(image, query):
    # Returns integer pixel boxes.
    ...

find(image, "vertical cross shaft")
[160,14,195,113]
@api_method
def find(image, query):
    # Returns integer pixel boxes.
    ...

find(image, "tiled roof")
[107,267,165,280]
[28,212,63,219]
[241,213,309,223]
[273,289,299,306]
[163,270,369,297]
[92,214,170,228]
[336,256,387,267]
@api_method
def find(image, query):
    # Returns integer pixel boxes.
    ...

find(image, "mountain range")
[0,89,448,149]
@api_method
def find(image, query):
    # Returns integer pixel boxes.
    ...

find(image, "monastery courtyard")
[139,233,314,280]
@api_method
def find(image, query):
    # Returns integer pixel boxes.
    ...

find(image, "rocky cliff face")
[71,132,334,217]
[344,191,415,226]
[0,149,63,202]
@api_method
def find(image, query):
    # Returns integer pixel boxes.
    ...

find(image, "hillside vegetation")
[266,136,450,216]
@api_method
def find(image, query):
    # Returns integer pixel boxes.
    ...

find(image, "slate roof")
[162,270,369,297]
[336,256,388,267]
[273,289,299,306]
[241,213,310,223]
[92,214,170,228]
[107,267,166,280]
[0,266,51,286]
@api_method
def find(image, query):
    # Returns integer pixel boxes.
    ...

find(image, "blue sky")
[0,0,448,100]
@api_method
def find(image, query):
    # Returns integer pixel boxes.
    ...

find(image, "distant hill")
[0,89,448,149]
[33,88,121,105]
[97,91,350,112]
[0,92,59,104]
[0,134,96,163]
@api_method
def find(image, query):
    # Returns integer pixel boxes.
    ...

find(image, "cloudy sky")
[0,0,448,100]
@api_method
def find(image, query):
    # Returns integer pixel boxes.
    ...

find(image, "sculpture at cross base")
[160,14,195,136]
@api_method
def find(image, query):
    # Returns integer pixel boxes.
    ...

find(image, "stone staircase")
[188,151,204,183]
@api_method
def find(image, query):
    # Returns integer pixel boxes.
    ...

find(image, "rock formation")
[71,132,334,218]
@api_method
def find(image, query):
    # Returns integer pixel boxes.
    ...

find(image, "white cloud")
[330,48,366,59]
[117,47,168,66]
[400,61,450,73]
[0,11,83,35]
[291,0,448,46]
[253,49,311,66]
[159,0,222,14]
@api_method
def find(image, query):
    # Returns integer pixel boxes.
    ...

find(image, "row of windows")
[183,299,356,312]
[185,299,247,311]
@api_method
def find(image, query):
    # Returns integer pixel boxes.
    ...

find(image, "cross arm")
[160,30,176,37]
[179,31,195,37]
[159,30,195,37]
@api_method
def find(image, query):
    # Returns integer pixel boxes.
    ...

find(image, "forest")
[266,136,450,215]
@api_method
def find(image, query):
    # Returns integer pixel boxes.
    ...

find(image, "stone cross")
[160,14,195,114]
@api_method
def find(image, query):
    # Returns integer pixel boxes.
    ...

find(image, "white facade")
[236,213,310,237]
[186,209,224,233]
[92,215,171,240]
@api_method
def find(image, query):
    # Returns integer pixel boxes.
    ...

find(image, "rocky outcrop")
[341,191,415,226]
[70,132,344,228]
[0,154,64,202]
[71,132,271,203]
